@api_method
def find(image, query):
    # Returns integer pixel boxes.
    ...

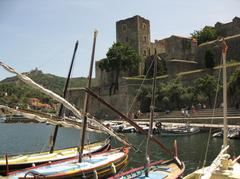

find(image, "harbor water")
[0,123,240,176]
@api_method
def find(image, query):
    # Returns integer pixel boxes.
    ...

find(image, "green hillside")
[0,69,88,110]
[1,69,88,94]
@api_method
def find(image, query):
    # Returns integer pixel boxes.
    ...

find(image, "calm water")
[0,123,240,176]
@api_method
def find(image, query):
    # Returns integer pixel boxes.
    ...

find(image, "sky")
[0,0,240,80]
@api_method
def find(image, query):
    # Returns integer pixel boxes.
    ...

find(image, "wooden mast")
[221,39,228,147]
[145,52,157,176]
[79,31,98,162]
[50,40,79,153]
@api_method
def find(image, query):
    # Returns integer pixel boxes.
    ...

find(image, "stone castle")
[69,15,240,119]
[95,15,240,87]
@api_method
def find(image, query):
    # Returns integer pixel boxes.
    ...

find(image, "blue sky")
[0,0,239,80]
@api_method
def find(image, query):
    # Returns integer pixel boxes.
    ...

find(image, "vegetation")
[137,73,232,112]
[1,70,87,94]
[191,26,218,45]
[0,83,56,109]
[0,70,87,111]
[193,75,220,108]
[204,49,215,68]
[144,55,167,78]
[229,70,240,108]
[98,42,140,95]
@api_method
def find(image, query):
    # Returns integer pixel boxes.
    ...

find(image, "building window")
[144,36,147,42]
[126,37,129,42]
[143,23,147,30]
[122,24,127,32]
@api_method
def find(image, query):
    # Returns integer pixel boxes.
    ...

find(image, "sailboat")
[0,40,111,175]
[0,31,131,178]
[0,68,129,179]
[184,39,240,179]
[109,54,185,179]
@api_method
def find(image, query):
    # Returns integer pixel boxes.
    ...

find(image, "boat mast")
[145,52,157,176]
[50,40,79,153]
[221,39,228,147]
[79,31,97,162]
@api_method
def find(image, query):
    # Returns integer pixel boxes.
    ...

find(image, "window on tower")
[122,24,127,32]
[144,36,147,42]
[143,23,147,30]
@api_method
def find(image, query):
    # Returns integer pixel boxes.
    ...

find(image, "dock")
[103,108,240,129]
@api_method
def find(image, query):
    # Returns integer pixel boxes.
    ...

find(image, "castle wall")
[195,34,240,68]
[166,60,199,77]
[215,17,240,37]
[95,60,113,87]
[68,63,240,119]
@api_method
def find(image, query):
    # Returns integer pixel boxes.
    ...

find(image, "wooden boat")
[109,54,185,178]
[109,157,184,179]
[0,137,111,175]
[159,124,200,136]
[184,39,240,179]
[0,41,112,176]
[5,147,129,179]
[0,32,131,178]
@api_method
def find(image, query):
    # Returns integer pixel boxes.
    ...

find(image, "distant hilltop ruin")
[95,15,240,87]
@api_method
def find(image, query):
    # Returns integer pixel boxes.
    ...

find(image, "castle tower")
[116,15,151,75]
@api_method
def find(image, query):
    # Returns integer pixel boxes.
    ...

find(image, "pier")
[104,108,240,129]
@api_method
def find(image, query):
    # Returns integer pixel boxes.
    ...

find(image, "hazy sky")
[0,0,239,80]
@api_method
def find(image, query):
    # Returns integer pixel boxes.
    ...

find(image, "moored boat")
[159,124,200,136]
[183,38,240,179]
[109,54,185,179]
[0,137,111,175]
[5,147,129,179]
[109,157,184,179]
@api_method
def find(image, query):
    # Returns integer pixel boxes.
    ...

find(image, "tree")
[136,85,151,112]
[191,26,218,45]
[144,55,167,78]
[193,75,220,108]
[204,49,215,68]
[159,78,185,110]
[229,70,240,108]
[98,42,140,95]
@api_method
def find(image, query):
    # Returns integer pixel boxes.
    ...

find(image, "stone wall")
[116,15,151,75]
[215,17,240,37]
[195,34,240,68]
[95,60,113,87]
[167,59,199,77]
[68,84,141,119]
[68,63,240,119]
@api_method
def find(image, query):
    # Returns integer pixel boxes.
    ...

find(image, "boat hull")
[0,138,111,175]
[109,157,184,179]
[6,147,128,179]
[160,127,200,136]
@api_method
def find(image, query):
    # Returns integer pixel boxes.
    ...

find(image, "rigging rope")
[0,61,132,147]
[202,56,223,168]
[127,57,155,114]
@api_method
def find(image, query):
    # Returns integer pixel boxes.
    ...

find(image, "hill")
[0,69,88,94]
[0,69,88,111]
